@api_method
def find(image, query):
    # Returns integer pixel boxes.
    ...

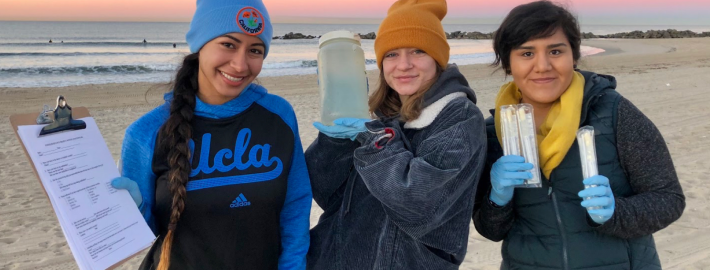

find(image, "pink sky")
[2,0,709,22]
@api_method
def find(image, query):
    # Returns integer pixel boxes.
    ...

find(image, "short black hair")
[492,1,581,74]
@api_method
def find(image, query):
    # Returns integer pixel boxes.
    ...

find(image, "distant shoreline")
[274,29,710,40]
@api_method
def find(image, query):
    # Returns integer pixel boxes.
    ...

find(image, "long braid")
[156,53,199,270]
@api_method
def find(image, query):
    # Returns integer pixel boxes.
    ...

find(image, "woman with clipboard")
[110,0,312,269]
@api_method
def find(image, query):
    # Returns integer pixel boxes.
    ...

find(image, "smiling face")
[509,28,576,108]
[196,33,265,105]
[381,48,438,101]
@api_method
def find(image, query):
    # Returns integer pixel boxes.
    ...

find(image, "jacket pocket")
[424,244,462,265]
[392,238,461,270]
[627,236,662,270]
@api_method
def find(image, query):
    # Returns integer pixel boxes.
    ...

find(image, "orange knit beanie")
[375,0,450,68]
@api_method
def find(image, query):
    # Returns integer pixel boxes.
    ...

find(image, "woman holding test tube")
[472,1,685,269]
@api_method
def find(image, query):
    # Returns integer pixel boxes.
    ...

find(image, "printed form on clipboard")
[14,112,155,270]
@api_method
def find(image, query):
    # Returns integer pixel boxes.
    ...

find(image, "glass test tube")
[500,105,521,156]
[577,126,602,211]
[515,104,542,188]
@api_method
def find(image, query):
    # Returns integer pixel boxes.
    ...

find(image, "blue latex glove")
[489,155,534,206]
[111,177,143,208]
[313,117,370,141]
[577,175,615,224]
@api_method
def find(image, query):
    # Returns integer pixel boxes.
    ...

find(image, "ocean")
[1,21,708,88]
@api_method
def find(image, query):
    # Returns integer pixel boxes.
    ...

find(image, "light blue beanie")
[186,0,273,58]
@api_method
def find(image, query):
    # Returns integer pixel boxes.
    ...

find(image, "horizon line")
[0,16,495,23]
[1,16,709,26]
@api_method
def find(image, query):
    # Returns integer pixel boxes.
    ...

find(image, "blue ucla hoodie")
[120,83,311,270]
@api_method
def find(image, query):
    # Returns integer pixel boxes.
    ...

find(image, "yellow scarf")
[494,71,585,179]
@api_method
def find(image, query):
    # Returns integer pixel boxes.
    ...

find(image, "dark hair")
[155,52,199,270]
[492,0,581,74]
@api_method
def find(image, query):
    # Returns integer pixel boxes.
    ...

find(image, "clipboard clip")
[36,105,53,124]
[39,96,87,136]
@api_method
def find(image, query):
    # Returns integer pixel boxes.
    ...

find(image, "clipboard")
[9,96,149,270]
[9,97,90,199]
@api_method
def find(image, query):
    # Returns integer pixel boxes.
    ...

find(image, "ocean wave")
[0,64,177,75]
[263,60,318,69]
[263,59,377,69]
[450,53,494,60]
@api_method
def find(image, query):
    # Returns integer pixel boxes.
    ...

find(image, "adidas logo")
[230,193,251,208]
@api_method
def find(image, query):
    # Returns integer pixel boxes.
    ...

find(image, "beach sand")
[1,38,710,269]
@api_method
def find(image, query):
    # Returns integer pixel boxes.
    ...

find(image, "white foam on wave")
[0,44,606,87]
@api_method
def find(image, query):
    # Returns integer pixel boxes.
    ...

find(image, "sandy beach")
[1,38,710,269]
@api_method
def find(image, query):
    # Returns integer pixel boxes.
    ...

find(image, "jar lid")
[319,30,361,47]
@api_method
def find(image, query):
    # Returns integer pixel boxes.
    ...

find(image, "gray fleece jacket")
[305,65,487,270]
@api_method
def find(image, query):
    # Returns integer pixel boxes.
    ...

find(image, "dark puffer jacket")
[473,71,685,270]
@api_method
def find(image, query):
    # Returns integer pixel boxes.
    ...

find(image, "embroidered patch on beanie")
[237,7,265,36]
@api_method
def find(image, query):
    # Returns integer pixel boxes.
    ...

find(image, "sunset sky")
[2,0,709,24]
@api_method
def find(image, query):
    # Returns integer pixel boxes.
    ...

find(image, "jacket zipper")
[550,187,570,270]
[342,165,356,216]
[336,166,356,269]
